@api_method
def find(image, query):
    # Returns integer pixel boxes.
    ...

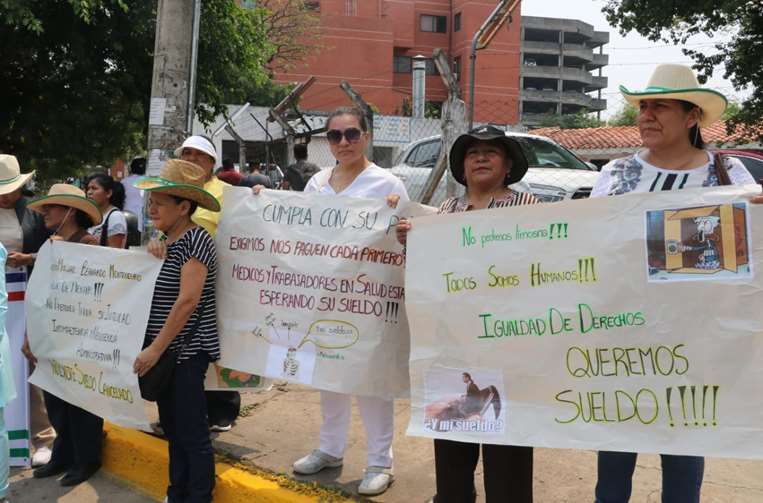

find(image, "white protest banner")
[26,241,161,429]
[216,187,431,399]
[406,185,763,459]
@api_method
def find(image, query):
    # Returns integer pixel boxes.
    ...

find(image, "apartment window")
[454,13,461,32]
[305,0,320,11]
[393,55,412,74]
[421,14,447,33]
[425,59,440,76]
[453,56,461,81]
[345,0,357,16]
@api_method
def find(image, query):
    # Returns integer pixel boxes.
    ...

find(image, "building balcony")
[589,31,610,48]
[523,16,595,40]
[589,53,609,68]
[588,75,608,90]
[521,65,594,86]
[522,40,560,55]
[521,89,606,110]
[590,98,607,111]
[562,43,593,61]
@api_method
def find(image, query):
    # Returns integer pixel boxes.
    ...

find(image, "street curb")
[102,423,351,502]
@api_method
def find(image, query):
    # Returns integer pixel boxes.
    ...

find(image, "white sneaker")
[292,449,343,475]
[209,422,232,433]
[31,447,52,467]
[358,466,394,496]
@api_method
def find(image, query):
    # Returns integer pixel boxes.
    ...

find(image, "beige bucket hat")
[27,184,102,226]
[620,64,727,128]
[0,155,35,195]
[133,159,220,211]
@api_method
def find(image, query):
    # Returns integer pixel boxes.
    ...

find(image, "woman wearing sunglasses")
[254,107,408,496]
[299,107,409,496]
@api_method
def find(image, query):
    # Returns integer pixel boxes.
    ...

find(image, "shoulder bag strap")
[714,152,733,186]
[99,209,114,246]
[178,296,207,355]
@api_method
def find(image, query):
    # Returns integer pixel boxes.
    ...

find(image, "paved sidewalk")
[199,384,763,502]
[9,467,154,503]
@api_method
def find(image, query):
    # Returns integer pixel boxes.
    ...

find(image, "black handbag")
[139,300,206,402]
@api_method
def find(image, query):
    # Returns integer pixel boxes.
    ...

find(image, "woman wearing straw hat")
[23,184,105,486]
[132,159,221,503]
[591,64,756,503]
[396,125,537,503]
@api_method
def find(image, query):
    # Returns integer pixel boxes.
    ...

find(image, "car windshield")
[405,139,440,168]
[517,137,591,170]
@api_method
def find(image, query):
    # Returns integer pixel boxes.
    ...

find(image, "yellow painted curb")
[103,423,352,502]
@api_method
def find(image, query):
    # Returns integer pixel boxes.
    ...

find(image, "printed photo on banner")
[645,202,752,281]
[423,366,506,435]
[204,364,271,391]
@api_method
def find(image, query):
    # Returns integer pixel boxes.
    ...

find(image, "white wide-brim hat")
[173,135,218,163]
[620,64,727,128]
[0,155,35,195]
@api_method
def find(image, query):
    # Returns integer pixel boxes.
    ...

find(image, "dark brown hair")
[326,107,369,132]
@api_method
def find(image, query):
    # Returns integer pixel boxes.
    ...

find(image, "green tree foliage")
[722,100,743,121]
[608,103,638,126]
[603,0,762,140]
[0,1,281,181]
[539,112,604,129]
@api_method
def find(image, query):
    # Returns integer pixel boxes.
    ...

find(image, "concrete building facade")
[273,0,522,124]
[520,16,609,126]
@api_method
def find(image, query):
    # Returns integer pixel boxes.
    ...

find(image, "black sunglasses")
[326,128,363,145]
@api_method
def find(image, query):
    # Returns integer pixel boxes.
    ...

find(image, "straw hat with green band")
[0,155,35,195]
[134,159,220,212]
[620,64,727,128]
[27,184,102,226]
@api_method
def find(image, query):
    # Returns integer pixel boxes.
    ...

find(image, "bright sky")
[520,0,749,119]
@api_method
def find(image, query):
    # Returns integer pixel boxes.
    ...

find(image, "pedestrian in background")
[239,162,272,189]
[283,143,319,191]
[216,158,243,186]
[123,157,147,233]
[86,173,127,248]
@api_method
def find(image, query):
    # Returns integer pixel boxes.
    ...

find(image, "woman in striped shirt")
[397,125,537,503]
[132,160,221,503]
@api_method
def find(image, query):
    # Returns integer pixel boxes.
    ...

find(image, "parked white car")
[390,132,600,205]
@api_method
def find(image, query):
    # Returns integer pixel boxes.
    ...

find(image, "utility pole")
[145,0,201,177]
[468,0,520,128]
[412,55,427,119]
